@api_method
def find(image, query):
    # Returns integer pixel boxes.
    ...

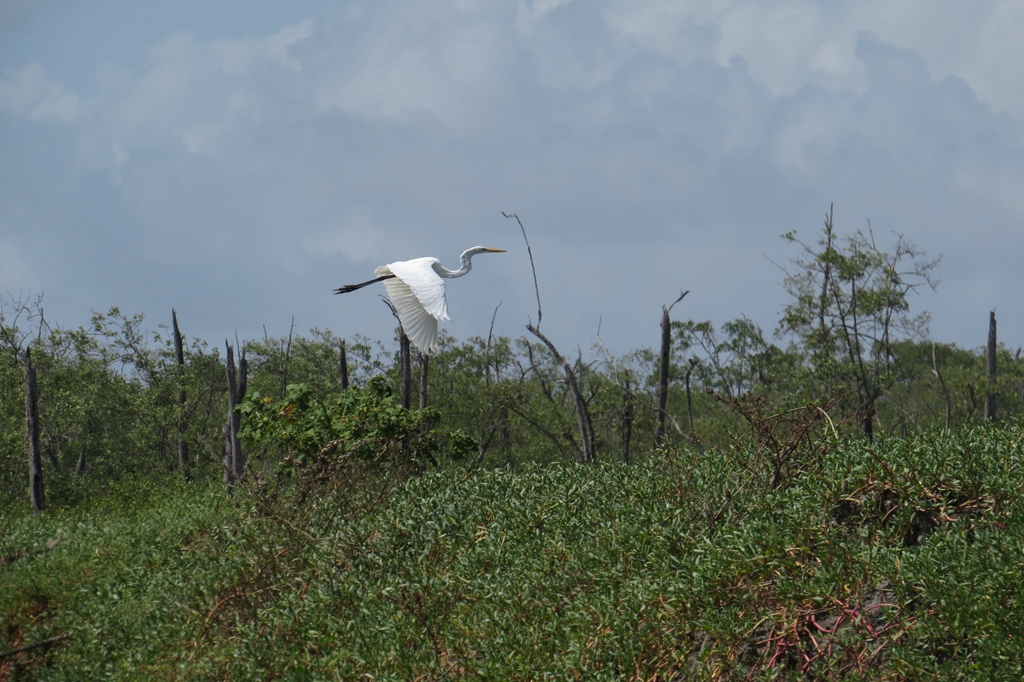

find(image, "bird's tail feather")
[333,274,396,295]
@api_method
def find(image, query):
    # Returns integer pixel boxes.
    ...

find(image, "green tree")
[777,206,940,439]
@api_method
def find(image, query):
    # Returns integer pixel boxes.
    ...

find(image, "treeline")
[2,209,1021,511]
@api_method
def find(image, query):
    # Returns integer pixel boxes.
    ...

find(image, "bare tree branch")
[502,212,542,328]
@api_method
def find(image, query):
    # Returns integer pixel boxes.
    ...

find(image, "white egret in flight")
[334,246,505,355]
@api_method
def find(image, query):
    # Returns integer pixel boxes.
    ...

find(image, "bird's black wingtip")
[333,274,397,296]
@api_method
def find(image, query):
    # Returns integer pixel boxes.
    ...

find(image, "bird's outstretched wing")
[376,257,449,354]
[381,258,450,321]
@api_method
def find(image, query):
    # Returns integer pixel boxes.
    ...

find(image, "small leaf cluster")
[238,378,473,481]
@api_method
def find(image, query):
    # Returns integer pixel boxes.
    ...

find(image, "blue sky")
[2,0,1023,356]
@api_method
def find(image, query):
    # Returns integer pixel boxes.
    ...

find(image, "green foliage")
[245,328,388,402]
[0,300,230,511]
[239,378,436,474]
[777,211,940,436]
[3,428,1024,679]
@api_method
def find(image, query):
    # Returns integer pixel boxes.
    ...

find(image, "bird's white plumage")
[386,258,450,321]
[375,258,450,354]
[337,246,502,356]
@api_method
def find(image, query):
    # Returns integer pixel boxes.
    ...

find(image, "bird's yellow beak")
[483,248,506,253]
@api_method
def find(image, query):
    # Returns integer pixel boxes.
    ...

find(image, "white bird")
[334,246,505,355]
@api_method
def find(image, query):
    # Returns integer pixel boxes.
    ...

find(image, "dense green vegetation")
[4,293,1024,512]
[3,428,1024,679]
[3,214,1024,677]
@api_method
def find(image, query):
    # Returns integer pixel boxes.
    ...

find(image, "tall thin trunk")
[817,206,834,350]
[236,349,248,480]
[172,310,189,477]
[419,353,429,409]
[222,423,232,485]
[339,340,349,390]
[418,352,432,471]
[985,311,997,421]
[225,342,248,486]
[24,349,45,514]
[473,426,498,465]
[931,343,952,431]
[280,316,295,399]
[621,378,633,463]
[75,443,87,477]
[655,305,671,445]
[862,405,874,442]
[224,346,236,486]
[685,358,698,433]
[399,331,411,410]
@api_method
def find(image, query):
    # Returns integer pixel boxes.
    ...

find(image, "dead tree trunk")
[862,404,875,441]
[419,353,429,409]
[621,378,634,463]
[985,311,997,421]
[419,352,434,471]
[399,331,412,410]
[75,443,86,477]
[526,324,594,463]
[225,342,248,485]
[280,316,295,398]
[222,423,232,485]
[339,340,349,390]
[24,349,45,514]
[655,306,671,445]
[172,310,189,477]
[655,291,689,446]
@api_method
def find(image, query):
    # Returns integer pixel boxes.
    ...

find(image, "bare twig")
[667,289,689,314]
[502,212,542,327]
[485,302,502,386]
[931,342,952,431]
[527,323,594,462]
[380,298,411,409]
[0,633,68,659]
[380,296,399,323]
[506,212,593,462]
[594,333,705,454]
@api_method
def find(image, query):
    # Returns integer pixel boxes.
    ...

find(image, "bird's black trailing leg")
[333,274,395,295]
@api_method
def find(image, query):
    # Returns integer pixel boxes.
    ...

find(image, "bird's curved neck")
[435,249,476,279]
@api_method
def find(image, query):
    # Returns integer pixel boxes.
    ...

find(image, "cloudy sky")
[2,0,1023,357]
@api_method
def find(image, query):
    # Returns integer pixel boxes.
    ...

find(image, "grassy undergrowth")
[3,428,1024,680]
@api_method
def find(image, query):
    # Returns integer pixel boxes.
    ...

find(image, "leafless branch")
[527,323,594,462]
[0,633,68,659]
[667,289,690,314]
[502,211,542,328]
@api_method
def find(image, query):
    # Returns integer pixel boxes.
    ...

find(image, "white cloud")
[600,0,1024,116]
[962,2,1024,116]
[515,0,578,36]
[0,63,80,121]
[68,21,316,162]
[1,0,1024,352]
[213,18,314,74]
[311,5,515,126]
